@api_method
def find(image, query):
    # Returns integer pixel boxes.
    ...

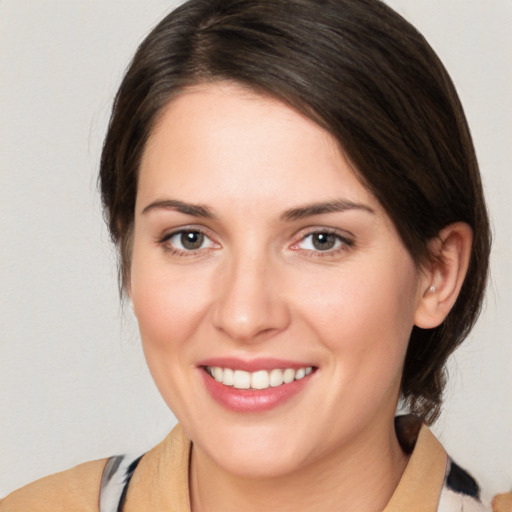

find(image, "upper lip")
[197,357,316,372]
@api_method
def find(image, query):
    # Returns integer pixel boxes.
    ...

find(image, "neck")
[189,416,409,512]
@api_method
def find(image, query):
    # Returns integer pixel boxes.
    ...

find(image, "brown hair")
[100,0,491,423]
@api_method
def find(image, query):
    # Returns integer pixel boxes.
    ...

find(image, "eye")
[294,230,353,253]
[162,229,216,253]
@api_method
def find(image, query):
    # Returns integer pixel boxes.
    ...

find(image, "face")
[130,83,427,478]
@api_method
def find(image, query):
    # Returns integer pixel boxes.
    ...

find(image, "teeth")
[213,367,223,382]
[233,370,251,389]
[283,368,295,384]
[269,368,284,387]
[251,370,270,390]
[295,368,306,380]
[223,368,234,386]
[206,366,314,390]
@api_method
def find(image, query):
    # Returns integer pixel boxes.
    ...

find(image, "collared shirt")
[0,420,490,511]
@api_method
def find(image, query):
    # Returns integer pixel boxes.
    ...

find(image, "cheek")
[297,256,419,389]
[129,249,215,414]
[129,246,212,356]
[304,259,416,334]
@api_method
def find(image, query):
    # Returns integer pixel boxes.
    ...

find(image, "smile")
[205,366,314,390]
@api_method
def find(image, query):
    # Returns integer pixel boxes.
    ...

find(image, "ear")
[414,222,473,329]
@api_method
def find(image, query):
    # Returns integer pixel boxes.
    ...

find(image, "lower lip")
[200,370,312,413]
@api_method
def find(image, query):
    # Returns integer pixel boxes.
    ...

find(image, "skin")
[129,82,467,512]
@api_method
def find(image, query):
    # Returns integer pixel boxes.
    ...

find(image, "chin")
[191,420,320,480]
[210,446,308,480]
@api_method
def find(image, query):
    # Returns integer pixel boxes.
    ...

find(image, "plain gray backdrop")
[1,0,511,501]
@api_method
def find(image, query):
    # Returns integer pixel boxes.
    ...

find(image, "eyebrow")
[280,199,375,221]
[141,198,374,221]
[142,199,215,218]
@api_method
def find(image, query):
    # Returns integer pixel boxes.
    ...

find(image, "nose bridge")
[212,245,289,342]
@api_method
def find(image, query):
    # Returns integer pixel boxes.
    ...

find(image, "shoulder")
[394,416,491,512]
[438,459,491,512]
[0,458,108,512]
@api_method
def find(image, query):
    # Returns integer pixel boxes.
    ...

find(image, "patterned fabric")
[438,460,488,512]
[99,455,141,512]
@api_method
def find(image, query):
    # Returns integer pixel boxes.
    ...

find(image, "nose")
[212,252,291,343]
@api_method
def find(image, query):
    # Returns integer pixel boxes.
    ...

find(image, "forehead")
[137,82,380,215]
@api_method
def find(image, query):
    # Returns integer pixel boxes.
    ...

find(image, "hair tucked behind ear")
[100,0,491,423]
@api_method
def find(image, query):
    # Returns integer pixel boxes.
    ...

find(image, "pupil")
[181,231,204,250]
[313,233,335,250]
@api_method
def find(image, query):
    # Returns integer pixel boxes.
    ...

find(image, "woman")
[0,0,494,511]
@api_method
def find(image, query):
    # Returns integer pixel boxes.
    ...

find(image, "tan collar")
[124,422,447,512]
[384,423,447,512]
[124,423,191,512]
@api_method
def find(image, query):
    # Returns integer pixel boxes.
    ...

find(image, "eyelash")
[290,228,354,258]
[156,227,354,258]
[156,227,217,256]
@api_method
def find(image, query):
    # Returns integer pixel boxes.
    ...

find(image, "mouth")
[199,361,317,412]
[204,365,315,390]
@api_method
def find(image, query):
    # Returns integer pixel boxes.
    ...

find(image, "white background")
[1,0,511,502]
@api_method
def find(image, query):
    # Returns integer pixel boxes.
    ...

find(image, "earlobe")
[414,222,473,329]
